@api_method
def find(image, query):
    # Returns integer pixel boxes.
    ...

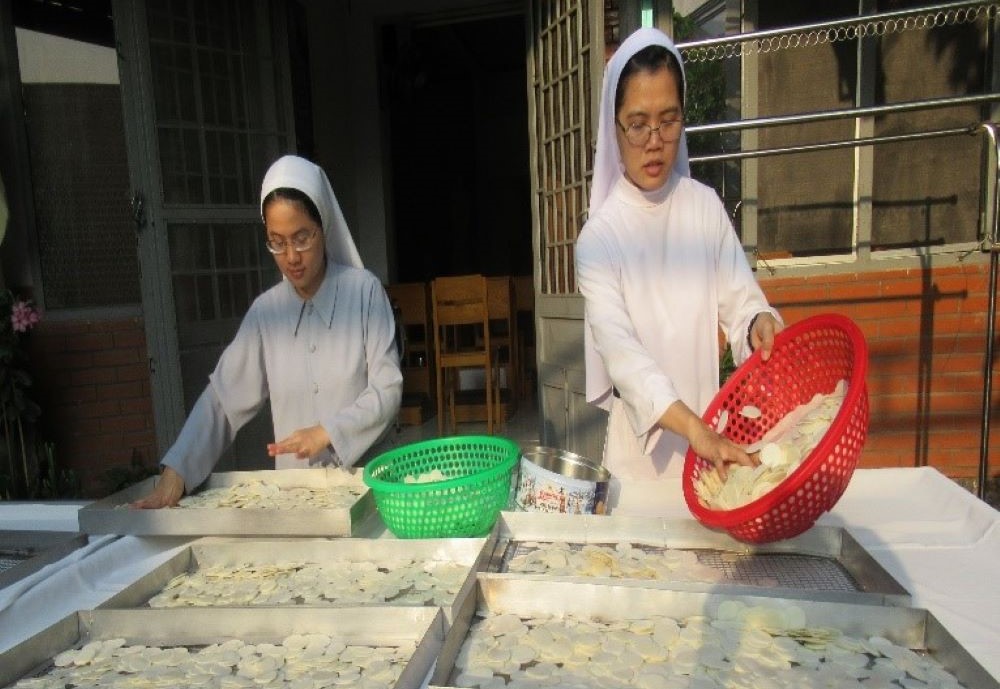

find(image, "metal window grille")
[529,0,595,295]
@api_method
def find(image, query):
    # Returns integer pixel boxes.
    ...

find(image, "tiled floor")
[390,395,542,451]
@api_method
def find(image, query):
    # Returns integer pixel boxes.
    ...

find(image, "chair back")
[432,274,490,333]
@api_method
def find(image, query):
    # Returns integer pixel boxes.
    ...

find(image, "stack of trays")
[8,502,997,688]
[77,468,376,537]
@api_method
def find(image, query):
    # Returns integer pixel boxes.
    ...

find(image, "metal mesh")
[22,84,140,309]
[498,541,860,592]
[681,2,996,64]
[693,550,858,591]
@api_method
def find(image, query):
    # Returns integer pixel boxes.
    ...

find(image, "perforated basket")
[683,313,869,543]
[362,435,520,538]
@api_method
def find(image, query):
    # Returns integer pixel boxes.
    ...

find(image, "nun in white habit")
[134,155,402,508]
[575,28,782,513]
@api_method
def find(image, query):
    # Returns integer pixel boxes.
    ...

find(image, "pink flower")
[11,300,40,333]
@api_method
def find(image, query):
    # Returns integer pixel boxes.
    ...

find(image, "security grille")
[528,0,596,295]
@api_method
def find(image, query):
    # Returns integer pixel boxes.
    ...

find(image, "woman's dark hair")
[262,187,322,228]
[614,45,685,115]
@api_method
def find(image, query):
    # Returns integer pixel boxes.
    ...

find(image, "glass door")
[114,0,294,472]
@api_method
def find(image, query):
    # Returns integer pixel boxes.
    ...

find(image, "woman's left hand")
[268,425,332,459]
[749,312,783,361]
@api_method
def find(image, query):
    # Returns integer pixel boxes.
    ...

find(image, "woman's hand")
[268,424,332,460]
[130,466,185,509]
[686,421,758,481]
[749,312,782,361]
[658,401,758,480]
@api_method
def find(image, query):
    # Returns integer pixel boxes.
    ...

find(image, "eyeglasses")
[265,228,320,254]
[617,118,684,147]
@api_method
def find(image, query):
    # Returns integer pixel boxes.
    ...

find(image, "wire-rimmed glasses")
[265,228,320,255]
[617,118,684,147]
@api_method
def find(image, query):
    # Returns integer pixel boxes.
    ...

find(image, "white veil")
[260,155,364,270]
[584,27,691,408]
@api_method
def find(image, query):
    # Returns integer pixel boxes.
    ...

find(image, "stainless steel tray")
[0,607,444,689]
[433,578,997,689]
[486,512,910,605]
[98,536,492,625]
[0,530,88,590]
[77,468,375,537]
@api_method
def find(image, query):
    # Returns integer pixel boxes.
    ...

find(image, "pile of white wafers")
[14,635,415,689]
[147,559,468,608]
[452,600,965,689]
[695,380,849,510]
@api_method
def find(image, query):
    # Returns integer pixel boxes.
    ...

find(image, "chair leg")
[449,370,458,435]
[436,364,445,437]
[485,360,494,436]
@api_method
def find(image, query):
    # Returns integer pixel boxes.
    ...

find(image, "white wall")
[16,28,119,85]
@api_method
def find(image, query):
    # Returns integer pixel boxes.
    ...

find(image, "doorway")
[381,13,532,282]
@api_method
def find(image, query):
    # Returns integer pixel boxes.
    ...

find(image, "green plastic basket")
[362,435,520,538]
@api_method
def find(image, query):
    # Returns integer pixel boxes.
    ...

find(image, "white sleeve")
[713,203,782,364]
[576,221,679,436]
[321,279,403,467]
[160,386,235,491]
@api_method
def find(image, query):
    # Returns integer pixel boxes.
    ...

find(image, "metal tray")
[432,578,997,689]
[98,536,492,625]
[77,468,375,537]
[0,607,444,689]
[485,512,910,605]
[0,530,88,590]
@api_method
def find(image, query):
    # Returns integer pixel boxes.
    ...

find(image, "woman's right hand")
[658,400,758,481]
[130,467,185,509]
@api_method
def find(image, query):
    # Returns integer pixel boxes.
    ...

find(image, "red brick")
[116,362,152,383]
[112,328,146,349]
[68,366,118,387]
[102,381,149,400]
[53,399,120,423]
[37,350,94,371]
[91,348,143,367]
[99,414,150,434]
[61,332,115,352]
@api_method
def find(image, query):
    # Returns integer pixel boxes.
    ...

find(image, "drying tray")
[0,530,88,590]
[431,578,997,689]
[77,468,375,537]
[97,536,493,626]
[485,512,910,606]
[0,606,444,689]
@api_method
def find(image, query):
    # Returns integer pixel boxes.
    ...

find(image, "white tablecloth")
[1,467,998,682]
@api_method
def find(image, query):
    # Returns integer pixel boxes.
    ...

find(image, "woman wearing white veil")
[135,155,402,508]
[575,28,781,512]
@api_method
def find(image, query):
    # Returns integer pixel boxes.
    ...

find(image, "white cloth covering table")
[0,467,997,683]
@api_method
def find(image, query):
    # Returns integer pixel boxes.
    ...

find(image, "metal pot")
[513,446,611,515]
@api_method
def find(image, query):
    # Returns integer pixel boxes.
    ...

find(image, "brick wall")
[760,261,999,481]
[27,316,156,497]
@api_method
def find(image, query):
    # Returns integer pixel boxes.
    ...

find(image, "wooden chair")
[431,275,494,436]
[486,276,517,426]
[513,274,536,399]
[385,282,434,425]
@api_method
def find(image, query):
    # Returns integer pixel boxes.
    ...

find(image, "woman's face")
[264,198,326,299]
[615,65,682,192]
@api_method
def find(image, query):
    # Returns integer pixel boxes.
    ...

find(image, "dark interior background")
[382,14,533,282]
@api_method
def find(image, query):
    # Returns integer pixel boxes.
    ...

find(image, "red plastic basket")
[683,313,869,543]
